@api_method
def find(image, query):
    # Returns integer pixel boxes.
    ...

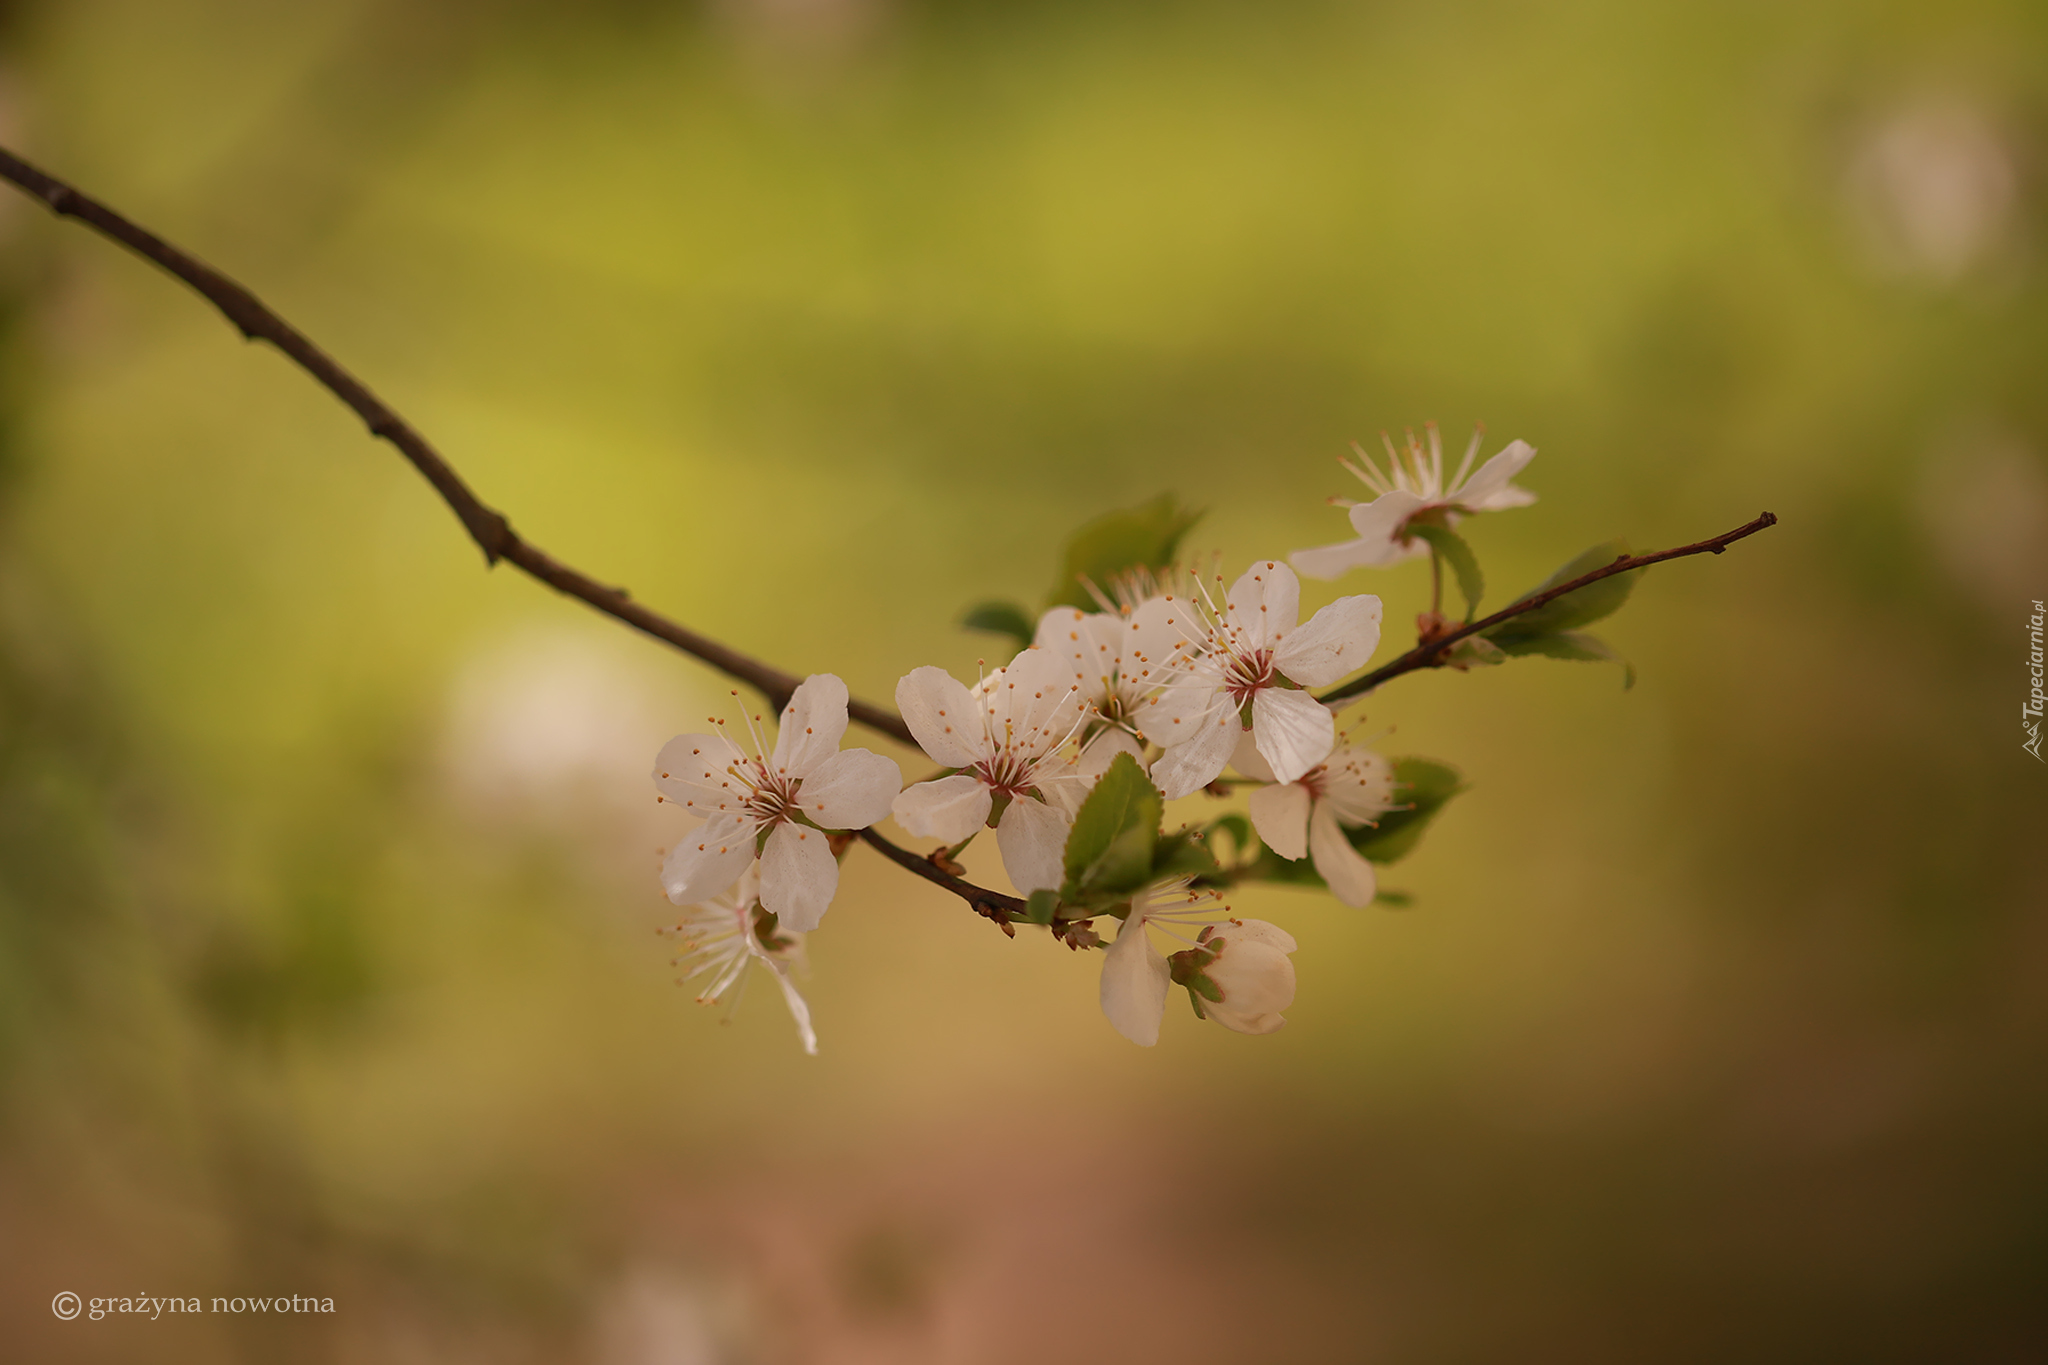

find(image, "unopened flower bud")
[1167,918,1297,1035]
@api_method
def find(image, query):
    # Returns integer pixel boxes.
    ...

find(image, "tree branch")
[857,829,1025,936]
[1317,511,1779,706]
[0,144,914,747]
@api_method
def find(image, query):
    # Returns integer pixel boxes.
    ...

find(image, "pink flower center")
[739,761,801,825]
[1221,647,1276,706]
[974,750,1038,798]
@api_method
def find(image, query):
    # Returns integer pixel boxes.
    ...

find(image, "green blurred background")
[2,1,2045,1361]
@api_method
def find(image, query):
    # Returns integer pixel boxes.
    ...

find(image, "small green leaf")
[1203,813,1254,864]
[1061,752,1163,896]
[1484,540,1640,639]
[1491,629,1637,688]
[1350,757,1466,865]
[1444,635,1506,668]
[1023,888,1059,925]
[960,600,1036,651]
[1373,889,1415,908]
[1047,494,1204,611]
[1411,523,1485,621]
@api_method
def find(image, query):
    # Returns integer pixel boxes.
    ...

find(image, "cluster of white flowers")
[652,430,1537,1050]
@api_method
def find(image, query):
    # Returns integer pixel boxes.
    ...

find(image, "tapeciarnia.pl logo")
[2026,599,2044,762]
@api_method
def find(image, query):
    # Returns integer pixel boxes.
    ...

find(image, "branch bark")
[0,144,913,746]
[1317,511,1779,706]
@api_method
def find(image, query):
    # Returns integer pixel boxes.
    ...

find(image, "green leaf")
[1061,752,1162,897]
[1151,828,1220,881]
[1023,888,1059,926]
[1410,523,1485,621]
[1373,889,1415,908]
[1484,540,1640,640]
[960,600,1035,651]
[1047,494,1203,611]
[1350,757,1467,865]
[1493,630,1636,689]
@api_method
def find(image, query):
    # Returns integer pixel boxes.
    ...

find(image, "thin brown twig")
[1317,511,1779,705]
[0,143,914,747]
[0,144,1055,931]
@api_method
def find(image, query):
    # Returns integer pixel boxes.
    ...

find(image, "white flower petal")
[994,647,1088,760]
[1214,917,1297,953]
[769,962,819,1055]
[1077,727,1147,781]
[1250,688,1337,785]
[1036,767,1095,820]
[1246,781,1312,861]
[1452,439,1538,510]
[1309,800,1378,908]
[1100,915,1170,1046]
[895,666,988,768]
[890,774,992,843]
[1225,559,1301,650]
[1229,725,1278,784]
[660,811,757,905]
[653,733,750,818]
[1319,747,1395,825]
[1345,487,1430,546]
[1117,595,1198,697]
[1150,710,1242,800]
[1272,594,1383,688]
[800,747,902,830]
[1201,1006,1288,1036]
[759,821,839,932]
[996,795,1069,894]
[770,673,851,777]
[1291,535,1411,579]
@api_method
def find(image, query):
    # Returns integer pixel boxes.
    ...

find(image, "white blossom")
[662,864,818,1055]
[1293,424,1536,578]
[1032,596,1195,778]
[1144,559,1381,799]
[655,673,901,933]
[1235,730,1394,908]
[1097,878,1232,1046]
[891,647,1092,893]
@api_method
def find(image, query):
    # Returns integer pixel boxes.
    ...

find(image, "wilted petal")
[1246,781,1312,861]
[770,673,851,777]
[896,666,987,768]
[1150,709,1241,800]
[1100,915,1170,1046]
[654,733,750,818]
[1309,800,1378,908]
[1273,594,1383,688]
[800,747,902,830]
[661,811,757,905]
[1225,559,1301,650]
[996,796,1069,894]
[1452,439,1538,510]
[891,774,992,843]
[1250,688,1336,785]
[759,820,840,932]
